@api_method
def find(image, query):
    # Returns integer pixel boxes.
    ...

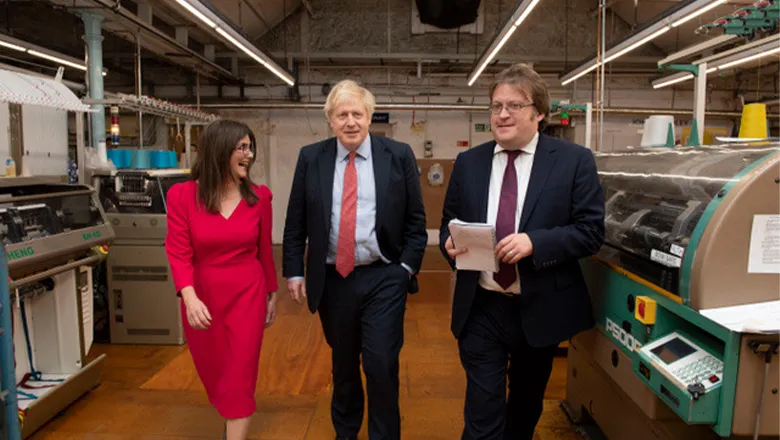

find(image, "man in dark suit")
[283,79,427,440]
[440,64,605,440]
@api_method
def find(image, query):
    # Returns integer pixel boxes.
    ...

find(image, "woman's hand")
[265,292,277,328]
[181,287,212,330]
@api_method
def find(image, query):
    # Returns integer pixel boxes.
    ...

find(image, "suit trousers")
[318,262,409,440]
[458,287,558,440]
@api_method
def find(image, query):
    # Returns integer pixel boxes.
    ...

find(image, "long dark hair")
[191,119,259,213]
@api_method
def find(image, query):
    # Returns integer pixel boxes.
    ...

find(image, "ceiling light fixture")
[467,0,541,86]
[652,44,780,89]
[173,0,295,86]
[560,0,729,86]
[0,33,108,75]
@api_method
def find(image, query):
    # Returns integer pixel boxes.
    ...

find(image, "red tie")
[336,152,357,278]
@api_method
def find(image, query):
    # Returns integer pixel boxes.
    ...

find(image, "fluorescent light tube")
[653,74,694,89]
[172,0,295,86]
[467,0,541,86]
[514,0,541,25]
[560,0,727,85]
[175,0,217,28]
[0,40,25,52]
[561,63,599,86]
[671,0,727,27]
[717,47,780,70]
[604,27,670,63]
[467,25,517,86]
[215,27,294,86]
[27,50,87,71]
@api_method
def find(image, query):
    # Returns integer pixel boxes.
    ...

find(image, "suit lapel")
[318,139,337,230]
[519,134,558,231]
[371,135,391,229]
[475,142,495,223]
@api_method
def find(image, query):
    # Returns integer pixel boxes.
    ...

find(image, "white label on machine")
[651,249,682,268]
[748,214,780,274]
[670,244,685,257]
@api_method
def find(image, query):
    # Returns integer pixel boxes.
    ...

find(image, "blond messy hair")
[324,79,376,121]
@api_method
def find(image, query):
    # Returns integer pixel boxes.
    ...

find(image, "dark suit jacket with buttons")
[439,133,605,348]
[283,134,428,314]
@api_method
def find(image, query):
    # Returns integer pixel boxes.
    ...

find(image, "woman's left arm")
[257,185,279,293]
[257,185,278,328]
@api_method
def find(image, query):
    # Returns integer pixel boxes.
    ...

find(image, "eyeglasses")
[490,102,535,114]
[235,144,253,153]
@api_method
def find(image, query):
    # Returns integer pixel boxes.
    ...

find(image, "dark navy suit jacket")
[440,133,605,347]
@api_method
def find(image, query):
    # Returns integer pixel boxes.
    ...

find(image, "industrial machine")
[95,169,189,345]
[564,143,780,440]
[0,177,113,438]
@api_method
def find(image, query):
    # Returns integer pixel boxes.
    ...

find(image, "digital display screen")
[651,337,696,364]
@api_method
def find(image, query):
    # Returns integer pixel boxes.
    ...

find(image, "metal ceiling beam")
[46,0,238,81]
[213,51,662,65]
[657,34,738,66]
[88,0,237,80]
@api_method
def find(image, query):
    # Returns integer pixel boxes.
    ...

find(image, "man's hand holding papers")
[446,219,499,272]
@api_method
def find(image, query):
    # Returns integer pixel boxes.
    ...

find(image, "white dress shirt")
[478,132,538,294]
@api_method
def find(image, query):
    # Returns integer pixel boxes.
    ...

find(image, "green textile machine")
[565,142,780,440]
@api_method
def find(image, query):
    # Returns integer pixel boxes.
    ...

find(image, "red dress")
[165,180,278,418]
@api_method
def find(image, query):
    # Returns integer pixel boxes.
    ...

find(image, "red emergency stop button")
[634,296,656,325]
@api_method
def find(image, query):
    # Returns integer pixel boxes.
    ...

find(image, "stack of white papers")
[700,300,780,334]
[448,219,498,272]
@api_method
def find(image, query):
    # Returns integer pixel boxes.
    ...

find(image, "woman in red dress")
[165,119,278,440]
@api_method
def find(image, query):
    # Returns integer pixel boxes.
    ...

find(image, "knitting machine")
[564,143,780,440]
[94,169,189,345]
[0,177,113,438]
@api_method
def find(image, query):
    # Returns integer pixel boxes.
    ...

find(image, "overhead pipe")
[195,102,778,118]
[88,0,236,81]
[80,11,106,151]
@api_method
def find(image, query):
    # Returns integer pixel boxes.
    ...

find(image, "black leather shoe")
[335,436,357,440]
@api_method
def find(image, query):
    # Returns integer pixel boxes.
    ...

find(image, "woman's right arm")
[165,184,211,329]
[165,183,195,295]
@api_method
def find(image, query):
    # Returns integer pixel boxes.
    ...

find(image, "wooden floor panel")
[28,247,580,440]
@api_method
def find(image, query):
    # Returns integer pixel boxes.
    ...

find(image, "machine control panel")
[640,332,723,392]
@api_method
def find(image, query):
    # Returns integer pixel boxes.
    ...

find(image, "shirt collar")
[493,131,539,156]
[337,135,371,161]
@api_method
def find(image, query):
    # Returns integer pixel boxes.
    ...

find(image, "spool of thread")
[131,149,151,169]
[108,149,131,168]
[150,150,167,168]
[738,103,768,139]
[106,149,122,168]
[97,140,108,164]
[640,115,675,147]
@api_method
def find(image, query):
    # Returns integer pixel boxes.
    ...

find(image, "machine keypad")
[672,355,723,387]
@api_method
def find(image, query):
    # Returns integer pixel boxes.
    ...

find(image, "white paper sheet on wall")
[748,214,780,274]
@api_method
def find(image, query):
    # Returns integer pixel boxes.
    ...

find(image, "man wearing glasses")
[439,64,605,440]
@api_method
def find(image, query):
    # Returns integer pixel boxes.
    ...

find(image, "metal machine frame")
[94,169,190,345]
[0,178,114,439]
[564,143,780,440]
